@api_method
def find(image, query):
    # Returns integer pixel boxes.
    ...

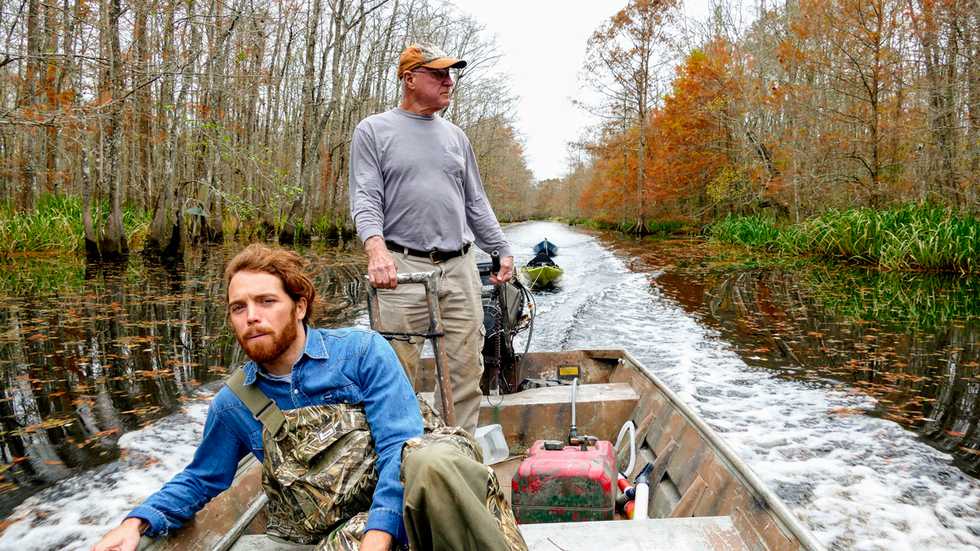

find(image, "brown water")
[0,243,367,519]
[609,235,980,478]
[0,228,978,546]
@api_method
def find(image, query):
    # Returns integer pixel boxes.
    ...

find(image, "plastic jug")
[473,424,509,465]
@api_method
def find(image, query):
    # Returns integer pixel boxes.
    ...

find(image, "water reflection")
[615,237,980,478]
[0,244,367,517]
[3,229,978,531]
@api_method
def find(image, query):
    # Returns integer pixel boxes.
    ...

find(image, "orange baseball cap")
[398,43,467,79]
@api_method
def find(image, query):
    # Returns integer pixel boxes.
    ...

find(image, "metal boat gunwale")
[139,347,825,551]
[609,348,824,551]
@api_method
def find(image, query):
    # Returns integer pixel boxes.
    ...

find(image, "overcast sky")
[446,0,715,182]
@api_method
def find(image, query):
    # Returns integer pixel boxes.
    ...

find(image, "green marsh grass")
[0,195,151,255]
[0,195,81,253]
[708,205,979,273]
[799,205,978,272]
[707,215,783,249]
[310,216,356,241]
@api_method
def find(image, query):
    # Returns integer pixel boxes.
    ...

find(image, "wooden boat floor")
[229,517,749,551]
[519,517,750,550]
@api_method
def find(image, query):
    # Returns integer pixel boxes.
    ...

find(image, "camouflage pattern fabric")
[485,465,527,551]
[261,404,377,544]
[416,394,461,434]
[262,395,526,550]
[315,512,368,551]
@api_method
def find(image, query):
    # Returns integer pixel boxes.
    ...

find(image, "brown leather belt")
[385,240,470,263]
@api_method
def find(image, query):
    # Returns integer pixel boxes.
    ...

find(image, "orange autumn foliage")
[580,39,741,222]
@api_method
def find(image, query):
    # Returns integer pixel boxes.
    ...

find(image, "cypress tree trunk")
[98,0,128,260]
[144,1,182,260]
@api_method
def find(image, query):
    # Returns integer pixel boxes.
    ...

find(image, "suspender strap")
[226,368,287,437]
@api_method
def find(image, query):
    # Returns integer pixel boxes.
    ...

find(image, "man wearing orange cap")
[349,44,515,435]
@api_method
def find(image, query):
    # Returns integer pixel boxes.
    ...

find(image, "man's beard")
[236,313,299,365]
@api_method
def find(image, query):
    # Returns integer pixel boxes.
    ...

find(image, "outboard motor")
[477,257,532,395]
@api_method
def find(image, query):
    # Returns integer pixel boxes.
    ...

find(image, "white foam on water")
[4,222,978,550]
[511,222,980,550]
[0,391,213,551]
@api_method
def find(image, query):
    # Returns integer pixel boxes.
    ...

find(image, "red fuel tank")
[511,440,616,524]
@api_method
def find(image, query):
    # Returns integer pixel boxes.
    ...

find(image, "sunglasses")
[411,67,458,81]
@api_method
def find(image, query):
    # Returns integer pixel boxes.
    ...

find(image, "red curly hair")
[224,244,316,323]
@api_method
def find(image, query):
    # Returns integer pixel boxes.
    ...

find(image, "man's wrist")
[123,516,148,535]
[361,529,394,549]
[364,235,385,251]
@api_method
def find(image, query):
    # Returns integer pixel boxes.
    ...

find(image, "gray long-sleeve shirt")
[349,108,512,258]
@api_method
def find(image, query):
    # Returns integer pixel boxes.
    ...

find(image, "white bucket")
[473,424,509,465]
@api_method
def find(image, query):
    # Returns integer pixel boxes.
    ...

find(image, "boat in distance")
[520,264,564,288]
[531,239,558,257]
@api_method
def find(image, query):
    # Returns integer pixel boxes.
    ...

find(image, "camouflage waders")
[226,370,526,551]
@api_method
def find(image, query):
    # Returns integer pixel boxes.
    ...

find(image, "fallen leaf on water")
[829,407,865,416]
[883,413,912,423]
[19,417,75,433]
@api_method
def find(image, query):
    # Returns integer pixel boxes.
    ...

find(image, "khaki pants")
[376,247,485,434]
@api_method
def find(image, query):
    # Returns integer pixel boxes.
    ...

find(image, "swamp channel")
[0,220,977,550]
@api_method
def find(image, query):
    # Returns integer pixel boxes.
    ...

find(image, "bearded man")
[91,244,525,551]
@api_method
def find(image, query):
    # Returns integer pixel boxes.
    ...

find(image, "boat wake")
[3,221,977,550]
[0,390,214,550]
[515,221,980,551]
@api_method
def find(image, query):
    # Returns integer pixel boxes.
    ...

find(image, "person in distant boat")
[91,244,526,551]
[526,248,557,268]
[349,43,514,435]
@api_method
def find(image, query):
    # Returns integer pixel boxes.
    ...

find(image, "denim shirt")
[128,327,424,543]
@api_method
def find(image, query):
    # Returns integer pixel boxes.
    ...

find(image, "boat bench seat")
[478,382,639,448]
[423,382,638,449]
[228,516,750,550]
[520,516,751,550]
